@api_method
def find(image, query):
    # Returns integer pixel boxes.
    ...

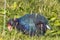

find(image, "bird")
[7,13,52,36]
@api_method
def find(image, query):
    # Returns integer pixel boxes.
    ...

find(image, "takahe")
[7,13,51,36]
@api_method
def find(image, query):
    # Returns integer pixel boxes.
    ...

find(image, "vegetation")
[0,0,60,40]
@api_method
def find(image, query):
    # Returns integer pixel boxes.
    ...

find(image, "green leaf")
[50,17,56,21]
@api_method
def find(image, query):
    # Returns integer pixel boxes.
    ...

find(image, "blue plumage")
[7,13,51,36]
[18,14,36,35]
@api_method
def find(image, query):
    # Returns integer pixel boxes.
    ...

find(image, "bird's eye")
[8,19,14,26]
[11,21,13,24]
[10,21,14,26]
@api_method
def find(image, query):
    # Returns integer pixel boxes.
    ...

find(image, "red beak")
[7,24,12,31]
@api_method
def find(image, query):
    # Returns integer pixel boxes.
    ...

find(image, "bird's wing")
[36,14,48,24]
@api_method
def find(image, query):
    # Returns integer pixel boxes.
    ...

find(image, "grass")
[0,26,60,40]
[0,0,60,40]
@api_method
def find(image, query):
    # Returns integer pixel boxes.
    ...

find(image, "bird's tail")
[46,25,52,30]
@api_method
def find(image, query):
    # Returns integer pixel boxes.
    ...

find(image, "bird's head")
[7,18,18,31]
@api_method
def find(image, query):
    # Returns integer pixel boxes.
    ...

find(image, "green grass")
[0,0,60,40]
[0,26,60,40]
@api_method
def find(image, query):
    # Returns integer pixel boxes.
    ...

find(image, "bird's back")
[17,13,48,35]
[18,14,36,35]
